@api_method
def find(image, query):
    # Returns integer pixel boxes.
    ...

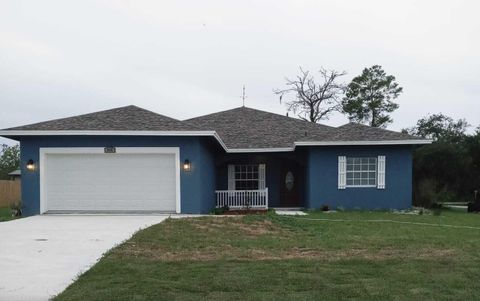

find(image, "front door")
[279,161,302,207]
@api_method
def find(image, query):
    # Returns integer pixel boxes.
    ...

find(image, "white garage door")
[40,148,180,213]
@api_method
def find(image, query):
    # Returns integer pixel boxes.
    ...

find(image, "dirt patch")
[237,247,457,261]
[117,243,456,262]
[188,217,285,237]
[187,216,237,230]
[330,247,456,261]
[114,217,457,262]
[235,219,282,236]
[414,248,456,259]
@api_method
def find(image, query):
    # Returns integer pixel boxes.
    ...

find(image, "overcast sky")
[1,0,479,145]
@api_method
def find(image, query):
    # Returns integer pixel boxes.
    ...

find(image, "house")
[0,105,431,216]
[8,169,21,181]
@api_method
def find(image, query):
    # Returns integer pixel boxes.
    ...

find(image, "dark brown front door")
[280,162,302,207]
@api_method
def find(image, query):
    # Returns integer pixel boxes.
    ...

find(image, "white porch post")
[265,187,268,209]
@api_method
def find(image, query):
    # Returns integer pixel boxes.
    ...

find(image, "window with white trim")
[346,157,377,187]
[234,165,259,190]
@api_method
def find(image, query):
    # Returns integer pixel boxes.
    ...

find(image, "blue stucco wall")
[19,136,217,216]
[305,145,413,210]
[17,135,414,215]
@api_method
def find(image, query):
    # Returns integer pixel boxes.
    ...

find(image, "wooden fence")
[0,180,21,207]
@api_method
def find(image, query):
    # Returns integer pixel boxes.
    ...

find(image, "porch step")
[275,209,307,216]
[271,207,305,211]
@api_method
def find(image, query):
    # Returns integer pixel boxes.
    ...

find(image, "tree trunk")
[371,110,377,127]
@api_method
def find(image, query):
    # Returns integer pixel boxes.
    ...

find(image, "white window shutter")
[258,164,266,189]
[228,164,235,190]
[338,156,346,189]
[377,156,386,189]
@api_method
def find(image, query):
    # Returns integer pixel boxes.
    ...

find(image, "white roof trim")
[294,140,432,146]
[228,147,295,153]
[0,130,217,136]
[0,130,432,152]
[212,132,229,152]
[0,130,231,152]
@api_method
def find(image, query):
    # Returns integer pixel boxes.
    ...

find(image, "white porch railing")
[215,188,268,209]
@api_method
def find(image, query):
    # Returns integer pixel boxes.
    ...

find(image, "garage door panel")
[43,151,177,212]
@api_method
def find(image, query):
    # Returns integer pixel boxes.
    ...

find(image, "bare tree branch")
[274,67,346,123]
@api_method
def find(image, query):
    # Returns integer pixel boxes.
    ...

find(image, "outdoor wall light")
[183,159,191,172]
[26,159,36,171]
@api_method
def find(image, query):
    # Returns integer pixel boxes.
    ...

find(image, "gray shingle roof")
[331,123,419,141]
[4,105,196,131]
[296,122,421,143]
[185,107,338,149]
[1,105,426,150]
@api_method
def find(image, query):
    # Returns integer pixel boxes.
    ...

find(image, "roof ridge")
[338,122,400,132]
[336,122,422,139]
[184,106,245,121]
[3,105,136,130]
[2,104,195,131]
[4,105,189,130]
[126,106,184,122]
[185,106,335,129]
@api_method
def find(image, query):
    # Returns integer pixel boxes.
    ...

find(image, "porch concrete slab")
[275,210,307,216]
[0,215,171,301]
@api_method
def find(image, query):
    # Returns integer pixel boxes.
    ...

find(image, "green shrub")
[435,190,457,204]
[267,208,276,216]
[415,178,438,207]
[9,200,22,217]
[320,204,330,211]
[211,205,229,215]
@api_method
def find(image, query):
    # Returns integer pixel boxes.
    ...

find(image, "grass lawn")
[56,210,480,301]
[0,207,16,222]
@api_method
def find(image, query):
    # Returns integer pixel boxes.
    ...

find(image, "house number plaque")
[104,147,116,154]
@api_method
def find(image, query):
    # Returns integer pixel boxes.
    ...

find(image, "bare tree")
[275,67,346,123]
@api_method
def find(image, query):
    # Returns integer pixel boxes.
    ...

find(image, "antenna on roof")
[241,85,247,107]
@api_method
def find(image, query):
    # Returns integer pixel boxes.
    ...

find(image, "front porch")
[214,151,307,210]
[215,188,269,209]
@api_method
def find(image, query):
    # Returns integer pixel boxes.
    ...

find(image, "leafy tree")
[464,128,480,194]
[403,113,469,143]
[413,142,469,206]
[342,65,402,128]
[275,67,346,123]
[0,144,20,180]
[406,114,479,207]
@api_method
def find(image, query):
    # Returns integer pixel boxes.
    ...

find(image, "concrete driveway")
[0,215,169,301]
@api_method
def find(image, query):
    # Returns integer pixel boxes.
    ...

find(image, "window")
[346,157,377,187]
[234,165,259,190]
